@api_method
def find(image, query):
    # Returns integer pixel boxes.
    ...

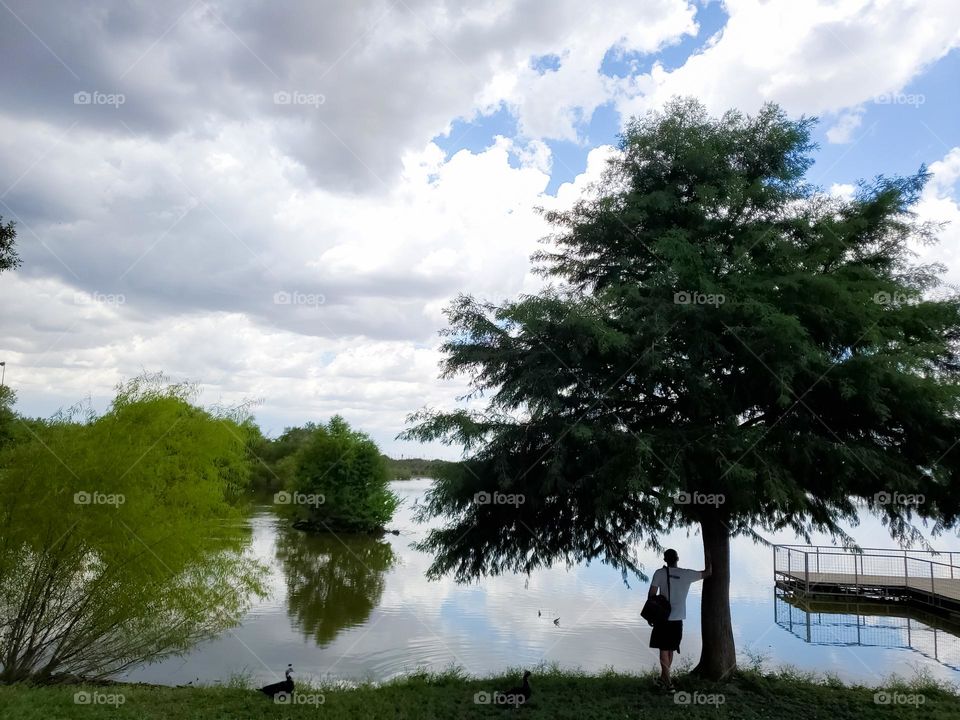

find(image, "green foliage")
[0,374,267,683]
[285,416,399,533]
[0,385,21,451]
[403,98,960,583]
[0,217,20,274]
[248,423,317,495]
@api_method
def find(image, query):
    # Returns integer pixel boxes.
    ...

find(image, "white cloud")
[0,0,696,189]
[617,0,960,124]
[829,182,857,200]
[483,1,698,141]
[915,147,960,291]
[0,126,614,454]
[825,109,864,144]
[2,0,959,459]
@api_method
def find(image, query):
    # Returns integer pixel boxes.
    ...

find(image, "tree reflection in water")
[275,525,396,645]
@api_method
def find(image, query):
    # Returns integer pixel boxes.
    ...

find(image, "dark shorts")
[649,620,683,652]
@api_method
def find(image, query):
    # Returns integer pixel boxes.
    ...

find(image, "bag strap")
[665,564,671,604]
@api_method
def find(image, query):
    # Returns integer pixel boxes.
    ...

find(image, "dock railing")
[773,545,960,610]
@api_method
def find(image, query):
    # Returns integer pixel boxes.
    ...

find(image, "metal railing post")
[804,551,810,593]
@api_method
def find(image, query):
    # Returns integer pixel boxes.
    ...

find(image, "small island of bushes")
[250,416,400,534]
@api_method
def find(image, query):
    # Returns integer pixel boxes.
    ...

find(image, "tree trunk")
[691,515,736,680]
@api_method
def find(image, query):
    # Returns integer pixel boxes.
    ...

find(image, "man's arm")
[647,569,661,599]
[701,559,712,580]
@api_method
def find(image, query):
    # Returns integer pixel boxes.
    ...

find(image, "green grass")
[1,665,957,719]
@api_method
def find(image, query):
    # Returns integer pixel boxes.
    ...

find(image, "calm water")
[122,479,960,689]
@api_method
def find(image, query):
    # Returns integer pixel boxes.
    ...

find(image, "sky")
[1,0,959,459]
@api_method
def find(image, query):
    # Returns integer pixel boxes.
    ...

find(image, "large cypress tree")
[402,98,960,679]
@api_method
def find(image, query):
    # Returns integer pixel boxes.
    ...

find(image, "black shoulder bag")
[641,565,672,626]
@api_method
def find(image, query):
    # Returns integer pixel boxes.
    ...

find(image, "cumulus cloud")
[617,0,960,123]
[0,124,614,452]
[825,109,864,144]
[0,0,694,191]
[1,0,958,456]
[915,147,960,291]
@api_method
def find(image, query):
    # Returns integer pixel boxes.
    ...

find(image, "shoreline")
[2,666,957,719]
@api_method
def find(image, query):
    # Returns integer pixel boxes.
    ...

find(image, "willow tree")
[402,99,960,679]
[0,375,266,683]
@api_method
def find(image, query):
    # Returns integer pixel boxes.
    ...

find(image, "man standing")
[647,548,711,690]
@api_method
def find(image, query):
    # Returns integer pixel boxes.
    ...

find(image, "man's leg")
[659,649,674,685]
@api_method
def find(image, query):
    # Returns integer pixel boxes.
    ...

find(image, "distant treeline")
[249,426,459,492]
[382,456,460,481]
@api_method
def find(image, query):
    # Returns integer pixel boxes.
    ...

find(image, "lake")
[122,479,960,689]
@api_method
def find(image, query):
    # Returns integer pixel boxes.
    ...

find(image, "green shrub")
[285,416,399,533]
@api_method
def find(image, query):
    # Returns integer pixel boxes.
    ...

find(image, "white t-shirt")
[650,566,704,621]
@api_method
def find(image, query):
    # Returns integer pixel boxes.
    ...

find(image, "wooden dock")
[774,545,960,616]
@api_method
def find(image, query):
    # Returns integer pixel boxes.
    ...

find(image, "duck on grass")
[258,664,293,700]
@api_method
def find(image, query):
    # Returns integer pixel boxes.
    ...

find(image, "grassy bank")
[1,666,956,719]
